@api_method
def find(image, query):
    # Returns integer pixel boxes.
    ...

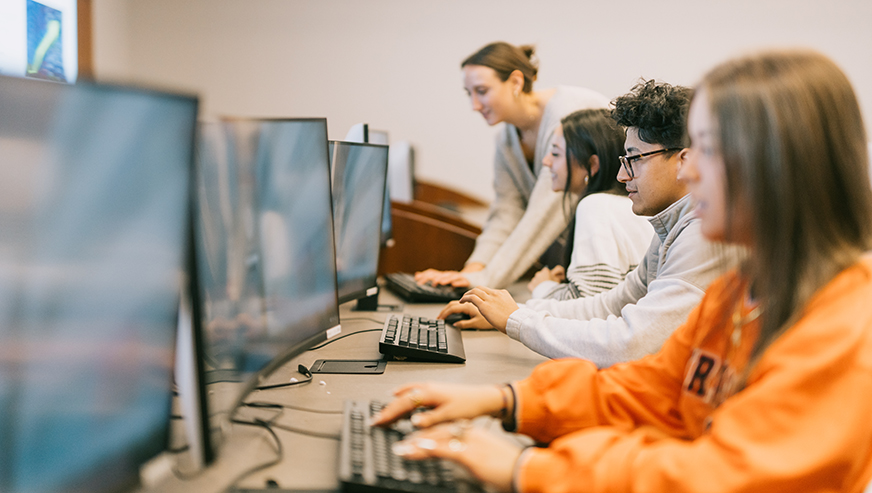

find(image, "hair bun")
[519,45,538,79]
[520,45,536,60]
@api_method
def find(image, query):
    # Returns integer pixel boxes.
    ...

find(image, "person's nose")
[616,162,631,183]
[470,94,483,112]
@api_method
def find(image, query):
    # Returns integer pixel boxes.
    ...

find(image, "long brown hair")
[461,42,538,93]
[700,50,872,363]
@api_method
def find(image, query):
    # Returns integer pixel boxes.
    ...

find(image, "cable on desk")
[243,401,343,414]
[269,421,341,440]
[340,316,386,324]
[226,417,284,489]
[254,364,313,390]
[307,328,382,350]
[241,403,339,439]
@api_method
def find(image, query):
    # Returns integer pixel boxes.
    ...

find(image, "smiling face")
[617,127,688,216]
[542,125,588,193]
[681,88,731,242]
[462,64,518,126]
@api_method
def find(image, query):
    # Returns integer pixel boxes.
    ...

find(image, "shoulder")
[494,123,515,146]
[800,256,872,327]
[575,193,639,224]
[576,192,629,210]
[756,256,872,376]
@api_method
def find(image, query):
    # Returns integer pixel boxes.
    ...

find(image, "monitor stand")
[352,286,401,312]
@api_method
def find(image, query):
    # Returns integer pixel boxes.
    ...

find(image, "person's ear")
[508,69,525,96]
[676,148,690,171]
[588,154,600,177]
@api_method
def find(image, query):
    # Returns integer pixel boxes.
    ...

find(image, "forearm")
[515,363,872,493]
[510,276,706,366]
[506,307,647,365]
[468,179,569,288]
[531,280,573,300]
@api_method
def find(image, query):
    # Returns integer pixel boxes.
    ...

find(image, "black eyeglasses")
[618,148,682,179]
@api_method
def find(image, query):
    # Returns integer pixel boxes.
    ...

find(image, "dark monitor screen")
[194,118,340,427]
[329,141,389,304]
[0,75,197,492]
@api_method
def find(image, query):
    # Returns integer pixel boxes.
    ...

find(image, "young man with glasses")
[440,79,741,367]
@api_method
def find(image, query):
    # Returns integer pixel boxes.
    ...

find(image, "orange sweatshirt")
[513,256,872,493]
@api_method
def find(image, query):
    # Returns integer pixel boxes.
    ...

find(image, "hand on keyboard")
[414,269,471,288]
[371,382,504,429]
[392,422,522,493]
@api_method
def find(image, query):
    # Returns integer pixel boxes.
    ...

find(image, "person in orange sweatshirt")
[373,49,872,493]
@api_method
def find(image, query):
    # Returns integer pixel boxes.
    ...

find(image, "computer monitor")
[367,130,394,247]
[0,75,197,492]
[194,118,340,445]
[343,124,393,247]
[329,141,389,304]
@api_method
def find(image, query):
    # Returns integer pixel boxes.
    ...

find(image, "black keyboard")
[383,273,467,303]
[338,400,482,493]
[379,315,465,363]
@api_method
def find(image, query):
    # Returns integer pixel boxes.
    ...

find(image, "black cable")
[341,316,386,324]
[254,364,313,390]
[242,401,343,415]
[307,328,382,350]
[269,421,341,440]
[227,417,284,489]
[240,404,338,439]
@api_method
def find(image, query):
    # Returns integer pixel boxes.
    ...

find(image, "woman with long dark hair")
[375,49,872,492]
[528,108,652,300]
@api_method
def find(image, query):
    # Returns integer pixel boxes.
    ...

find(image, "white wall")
[92,0,872,203]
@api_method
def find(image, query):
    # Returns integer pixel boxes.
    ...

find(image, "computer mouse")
[443,312,471,325]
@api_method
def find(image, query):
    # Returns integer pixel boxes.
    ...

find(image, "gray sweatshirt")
[506,194,742,367]
[463,86,611,289]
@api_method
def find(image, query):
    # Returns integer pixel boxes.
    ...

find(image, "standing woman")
[415,42,609,289]
[376,50,872,492]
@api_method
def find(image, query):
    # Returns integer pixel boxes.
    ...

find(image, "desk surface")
[155,283,544,492]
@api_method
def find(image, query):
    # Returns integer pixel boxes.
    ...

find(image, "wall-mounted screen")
[0,0,79,83]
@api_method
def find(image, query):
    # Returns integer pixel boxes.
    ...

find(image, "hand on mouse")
[437,300,493,329]
[459,287,519,333]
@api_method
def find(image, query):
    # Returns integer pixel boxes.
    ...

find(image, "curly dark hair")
[610,79,693,149]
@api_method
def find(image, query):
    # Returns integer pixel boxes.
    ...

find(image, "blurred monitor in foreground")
[194,118,340,449]
[0,75,197,492]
